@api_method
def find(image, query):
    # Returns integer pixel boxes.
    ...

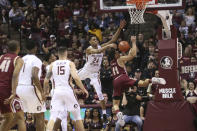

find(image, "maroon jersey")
[110,59,127,80]
[179,57,197,80]
[0,53,19,97]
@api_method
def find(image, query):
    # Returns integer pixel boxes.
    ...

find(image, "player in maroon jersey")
[0,40,26,131]
[108,36,166,126]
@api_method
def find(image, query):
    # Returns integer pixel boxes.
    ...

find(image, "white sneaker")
[152,77,166,85]
[116,112,125,127]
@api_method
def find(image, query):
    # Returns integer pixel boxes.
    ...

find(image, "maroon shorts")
[113,74,137,97]
[0,96,22,114]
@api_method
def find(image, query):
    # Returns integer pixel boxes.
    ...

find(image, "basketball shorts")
[50,87,81,121]
[113,74,138,97]
[0,96,22,114]
[16,85,46,113]
[78,68,104,101]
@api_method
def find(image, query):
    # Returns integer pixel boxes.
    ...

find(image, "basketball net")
[127,0,152,24]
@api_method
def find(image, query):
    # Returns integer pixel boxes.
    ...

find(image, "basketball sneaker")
[116,112,125,127]
[151,77,166,85]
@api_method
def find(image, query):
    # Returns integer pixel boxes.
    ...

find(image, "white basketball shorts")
[78,68,104,101]
[50,87,81,120]
[16,85,46,113]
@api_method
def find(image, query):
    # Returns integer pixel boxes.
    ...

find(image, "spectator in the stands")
[0,0,11,10]
[22,0,36,9]
[179,20,189,37]
[133,68,143,80]
[84,108,92,131]
[184,7,196,27]
[105,107,118,131]
[9,1,24,29]
[42,34,57,54]
[100,58,113,101]
[0,9,9,25]
[147,70,160,99]
[25,113,35,131]
[116,86,143,131]
[90,108,103,131]
[143,60,157,79]
[185,80,197,104]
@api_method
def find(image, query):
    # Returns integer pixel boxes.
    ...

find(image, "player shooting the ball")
[108,35,166,126]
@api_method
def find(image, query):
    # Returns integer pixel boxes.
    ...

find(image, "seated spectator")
[116,86,143,131]
[42,34,57,54]
[9,1,24,29]
[105,107,118,131]
[184,7,196,27]
[179,20,189,38]
[185,80,197,104]
[84,108,92,130]
[147,70,160,99]
[90,108,103,131]
[25,113,35,131]
[143,60,157,79]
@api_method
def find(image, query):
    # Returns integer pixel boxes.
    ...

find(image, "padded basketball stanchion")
[143,25,195,131]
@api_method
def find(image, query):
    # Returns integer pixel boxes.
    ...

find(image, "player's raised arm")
[69,61,89,98]
[4,57,24,104]
[118,36,137,62]
[86,43,117,54]
[44,64,53,96]
[101,20,126,47]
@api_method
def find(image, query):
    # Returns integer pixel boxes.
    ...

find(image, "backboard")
[98,0,185,12]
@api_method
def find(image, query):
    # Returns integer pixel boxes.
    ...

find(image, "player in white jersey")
[16,40,46,131]
[44,47,88,131]
[78,20,126,120]
[45,53,68,131]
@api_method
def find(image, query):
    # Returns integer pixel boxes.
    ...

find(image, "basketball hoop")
[127,0,152,24]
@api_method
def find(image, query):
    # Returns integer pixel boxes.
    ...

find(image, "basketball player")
[16,39,46,131]
[45,53,69,131]
[108,36,166,125]
[44,47,88,131]
[0,40,26,131]
[78,20,126,120]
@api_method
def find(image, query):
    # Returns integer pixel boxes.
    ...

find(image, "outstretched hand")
[119,20,126,29]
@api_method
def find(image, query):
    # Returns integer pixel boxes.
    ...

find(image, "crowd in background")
[0,0,197,130]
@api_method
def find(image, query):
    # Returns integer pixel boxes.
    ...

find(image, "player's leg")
[90,77,107,121]
[0,112,14,131]
[10,97,26,131]
[53,118,61,130]
[64,90,84,131]
[14,111,26,131]
[47,89,65,131]
[34,112,45,131]
[0,98,14,131]
[54,109,68,131]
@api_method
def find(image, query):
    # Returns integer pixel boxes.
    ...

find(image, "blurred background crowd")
[0,0,197,130]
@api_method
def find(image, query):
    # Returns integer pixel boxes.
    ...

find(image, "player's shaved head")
[58,46,67,56]
[7,40,20,52]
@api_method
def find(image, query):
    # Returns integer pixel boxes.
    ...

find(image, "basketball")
[118,41,130,52]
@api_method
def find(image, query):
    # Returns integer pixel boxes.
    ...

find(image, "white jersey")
[18,54,42,85]
[52,59,72,90]
[83,45,103,73]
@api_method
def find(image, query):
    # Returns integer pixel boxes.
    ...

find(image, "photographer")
[115,86,143,131]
